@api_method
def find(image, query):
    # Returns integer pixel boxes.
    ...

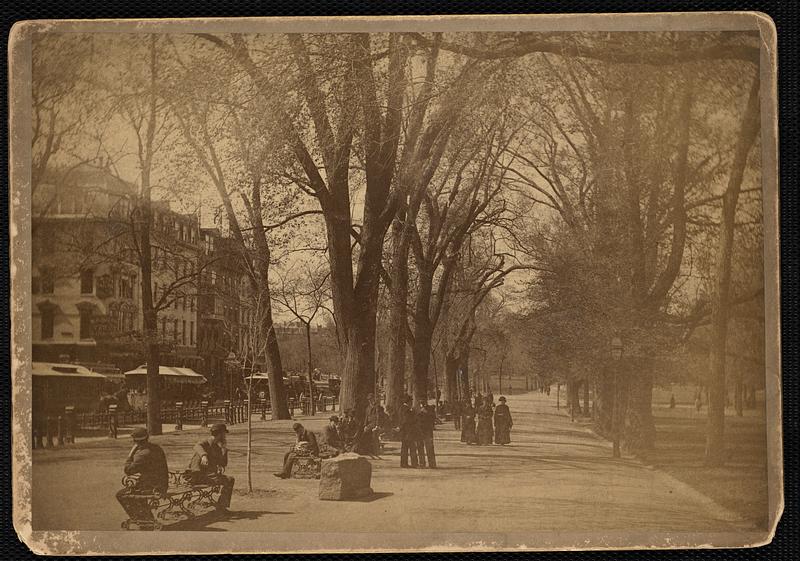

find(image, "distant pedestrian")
[476,397,494,445]
[362,393,381,456]
[116,428,168,526]
[398,396,420,468]
[694,392,702,413]
[669,395,676,409]
[494,396,513,445]
[460,399,477,445]
[417,401,437,468]
[452,399,462,430]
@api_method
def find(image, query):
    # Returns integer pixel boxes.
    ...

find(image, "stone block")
[318,453,373,500]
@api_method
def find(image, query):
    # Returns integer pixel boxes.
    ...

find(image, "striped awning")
[124,365,207,385]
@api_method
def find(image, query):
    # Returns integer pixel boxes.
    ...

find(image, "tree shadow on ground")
[333,491,393,503]
[165,508,292,531]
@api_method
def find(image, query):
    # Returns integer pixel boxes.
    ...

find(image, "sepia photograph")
[9,13,780,554]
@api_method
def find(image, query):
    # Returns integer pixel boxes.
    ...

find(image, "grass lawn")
[638,387,769,528]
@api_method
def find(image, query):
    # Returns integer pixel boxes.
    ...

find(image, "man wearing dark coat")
[361,393,381,455]
[452,399,462,430]
[494,396,513,445]
[116,428,169,525]
[274,422,319,478]
[460,399,477,444]
[321,415,344,456]
[397,396,420,468]
[340,409,360,451]
[417,402,437,468]
[188,423,235,510]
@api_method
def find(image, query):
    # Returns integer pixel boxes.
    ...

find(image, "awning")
[124,365,207,385]
[99,372,126,382]
[32,362,108,380]
[245,373,271,381]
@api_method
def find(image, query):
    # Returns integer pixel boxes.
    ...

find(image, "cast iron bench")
[290,446,336,479]
[119,470,222,530]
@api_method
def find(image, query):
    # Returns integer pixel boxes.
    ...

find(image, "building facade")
[197,228,245,391]
[31,164,203,373]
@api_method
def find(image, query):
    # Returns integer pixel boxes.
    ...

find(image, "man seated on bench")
[116,428,168,524]
[320,416,345,456]
[188,423,235,511]
[274,422,319,478]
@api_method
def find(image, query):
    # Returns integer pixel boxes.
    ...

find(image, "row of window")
[39,308,93,340]
[155,212,199,245]
[39,308,195,347]
[160,317,196,346]
[153,282,196,312]
[32,269,135,299]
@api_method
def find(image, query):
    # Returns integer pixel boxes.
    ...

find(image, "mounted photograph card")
[8,12,781,554]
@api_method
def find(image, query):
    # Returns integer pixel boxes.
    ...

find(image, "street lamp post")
[610,336,623,458]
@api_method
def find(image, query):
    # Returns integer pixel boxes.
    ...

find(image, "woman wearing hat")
[494,396,513,445]
[460,399,477,445]
[476,396,494,446]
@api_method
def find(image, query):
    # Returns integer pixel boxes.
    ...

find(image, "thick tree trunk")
[386,219,410,418]
[262,300,290,420]
[583,378,591,416]
[734,373,744,417]
[706,77,760,466]
[145,331,162,435]
[306,323,315,416]
[246,376,253,492]
[412,322,433,404]
[596,371,614,438]
[622,372,655,452]
[457,348,471,402]
[339,286,379,423]
[411,271,434,404]
[445,354,458,404]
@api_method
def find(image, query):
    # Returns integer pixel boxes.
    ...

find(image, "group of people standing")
[397,396,438,468]
[455,393,513,446]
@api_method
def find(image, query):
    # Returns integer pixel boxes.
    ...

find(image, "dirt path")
[31,391,760,548]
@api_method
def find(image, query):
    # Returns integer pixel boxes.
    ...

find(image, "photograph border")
[7,11,783,555]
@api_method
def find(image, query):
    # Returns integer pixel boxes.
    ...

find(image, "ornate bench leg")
[291,457,322,479]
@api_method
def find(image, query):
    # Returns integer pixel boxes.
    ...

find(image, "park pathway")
[31,390,757,548]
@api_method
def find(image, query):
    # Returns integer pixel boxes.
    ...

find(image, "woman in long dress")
[476,397,494,445]
[494,396,513,444]
[460,400,477,444]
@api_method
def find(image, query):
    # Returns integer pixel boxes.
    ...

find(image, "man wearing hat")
[274,422,320,478]
[494,396,513,445]
[340,409,359,451]
[115,428,169,526]
[361,393,381,456]
[397,395,420,468]
[188,423,235,510]
[321,415,344,456]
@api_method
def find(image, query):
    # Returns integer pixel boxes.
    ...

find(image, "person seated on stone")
[274,422,320,479]
[321,415,344,456]
[188,423,235,511]
[116,428,169,525]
